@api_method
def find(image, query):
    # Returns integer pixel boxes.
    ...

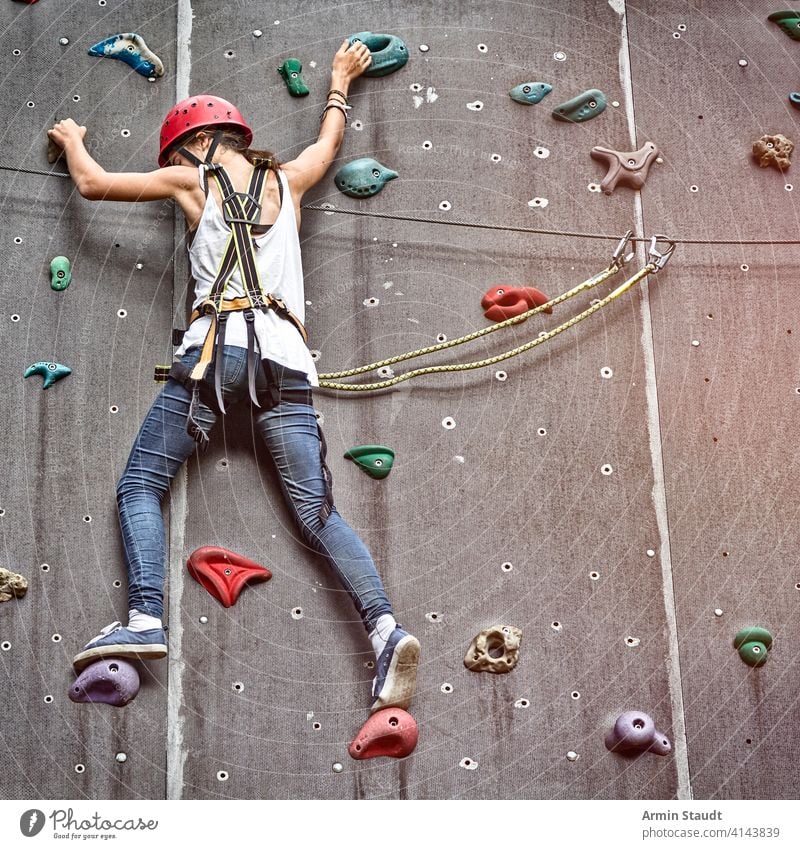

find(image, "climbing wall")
[0,0,797,801]
[627,1,800,800]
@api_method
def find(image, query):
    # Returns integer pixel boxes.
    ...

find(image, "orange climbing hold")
[348,708,419,760]
[187,546,272,608]
[481,285,553,322]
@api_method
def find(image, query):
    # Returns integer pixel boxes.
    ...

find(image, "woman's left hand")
[332,38,371,81]
[47,118,87,150]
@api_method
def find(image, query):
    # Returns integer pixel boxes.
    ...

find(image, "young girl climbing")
[48,39,420,713]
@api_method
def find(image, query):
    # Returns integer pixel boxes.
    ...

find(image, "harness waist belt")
[190,295,308,343]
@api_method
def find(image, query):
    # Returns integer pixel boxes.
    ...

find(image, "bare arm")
[47,118,193,201]
[282,39,371,200]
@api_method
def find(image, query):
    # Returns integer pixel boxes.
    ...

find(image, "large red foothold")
[348,708,419,760]
[187,546,272,608]
[481,285,553,322]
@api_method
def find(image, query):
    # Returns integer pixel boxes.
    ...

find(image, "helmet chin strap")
[175,128,223,167]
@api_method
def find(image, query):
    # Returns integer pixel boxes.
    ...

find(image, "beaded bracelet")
[327,88,348,103]
[320,102,350,123]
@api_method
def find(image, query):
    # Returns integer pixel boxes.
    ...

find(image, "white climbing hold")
[466,100,483,111]
[459,757,478,770]
[566,751,580,762]
[533,146,550,159]
[528,197,549,209]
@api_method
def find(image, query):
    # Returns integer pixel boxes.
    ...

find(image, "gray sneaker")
[72,621,167,671]
[370,627,420,712]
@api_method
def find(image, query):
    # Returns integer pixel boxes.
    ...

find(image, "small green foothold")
[738,641,769,667]
[552,89,607,123]
[278,58,310,96]
[734,627,773,667]
[50,256,71,291]
[24,361,72,389]
[733,626,773,651]
[509,82,552,105]
[344,445,395,479]
[768,11,800,40]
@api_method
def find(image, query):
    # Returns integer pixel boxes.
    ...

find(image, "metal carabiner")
[648,234,676,271]
[609,229,635,270]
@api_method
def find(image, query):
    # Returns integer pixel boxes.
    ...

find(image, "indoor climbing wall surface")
[180,0,679,800]
[0,1,178,797]
[627,1,800,800]
[0,0,796,803]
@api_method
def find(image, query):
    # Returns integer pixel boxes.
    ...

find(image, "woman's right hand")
[331,38,372,82]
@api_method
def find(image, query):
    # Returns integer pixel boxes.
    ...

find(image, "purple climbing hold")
[605,710,671,756]
[68,658,141,707]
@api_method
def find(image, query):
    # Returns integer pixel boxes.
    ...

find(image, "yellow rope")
[318,264,620,381]
[318,264,654,391]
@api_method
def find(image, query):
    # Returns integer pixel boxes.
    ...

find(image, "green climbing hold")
[738,641,769,667]
[50,256,71,291]
[509,82,552,105]
[768,11,800,40]
[278,58,310,96]
[734,627,773,667]
[552,89,607,123]
[733,626,773,651]
[348,32,408,76]
[24,361,72,389]
[344,445,395,479]
[334,158,398,197]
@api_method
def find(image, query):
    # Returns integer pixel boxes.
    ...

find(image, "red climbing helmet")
[158,95,253,167]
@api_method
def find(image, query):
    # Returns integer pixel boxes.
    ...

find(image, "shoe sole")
[72,643,167,672]
[370,635,420,713]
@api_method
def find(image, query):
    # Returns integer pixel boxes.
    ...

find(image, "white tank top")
[175,164,319,386]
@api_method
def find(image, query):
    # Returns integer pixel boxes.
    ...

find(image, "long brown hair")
[170,125,281,173]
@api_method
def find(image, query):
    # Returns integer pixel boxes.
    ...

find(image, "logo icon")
[19,810,46,837]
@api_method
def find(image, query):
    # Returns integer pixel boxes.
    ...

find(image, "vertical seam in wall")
[166,0,193,802]
[615,0,692,800]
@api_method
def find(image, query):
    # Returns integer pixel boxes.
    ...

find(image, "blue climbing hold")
[509,82,552,104]
[24,361,72,389]
[334,158,398,198]
[348,32,408,76]
[344,445,395,479]
[552,89,607,123]
[88,33,165,78]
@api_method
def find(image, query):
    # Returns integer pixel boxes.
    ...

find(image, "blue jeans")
[116,345,393,630]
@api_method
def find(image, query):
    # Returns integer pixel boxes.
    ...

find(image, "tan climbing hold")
[0,567,28,602]
[464,625,522,673]
[752,133,794,170]
[589,142,660,194]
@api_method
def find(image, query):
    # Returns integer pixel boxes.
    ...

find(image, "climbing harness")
[316,232,675,392]
[163,129,309,445]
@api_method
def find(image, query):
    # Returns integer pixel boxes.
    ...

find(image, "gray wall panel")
[628,0,800,800]
[6,0,795,802]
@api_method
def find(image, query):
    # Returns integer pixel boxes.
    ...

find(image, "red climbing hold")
[348,708,419,760]
[186,546,272,608]
[481,285,553,322]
